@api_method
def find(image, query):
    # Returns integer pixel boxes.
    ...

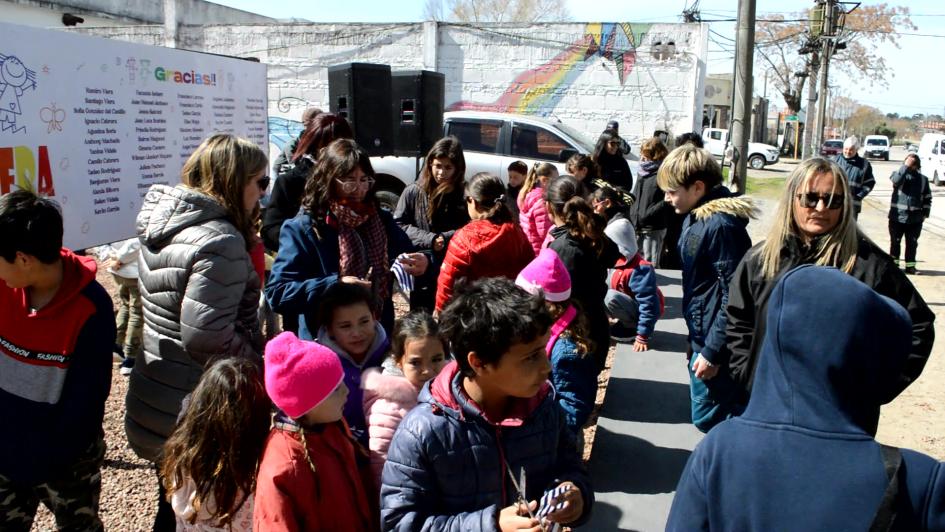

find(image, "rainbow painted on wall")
[448,23,651,116]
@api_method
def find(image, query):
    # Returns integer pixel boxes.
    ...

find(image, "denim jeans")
[637,229,666,267]
[688,354,745,433]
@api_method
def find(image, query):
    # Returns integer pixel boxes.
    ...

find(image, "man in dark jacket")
[668,265,945,531]
[889,153,932,274]
[0,191,115,531]
[834,136,875,218]
[380,278,593,531]
[658,145,754,433]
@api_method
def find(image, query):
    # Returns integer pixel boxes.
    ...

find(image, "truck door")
[444,119,503,181]
[500,122,574,181]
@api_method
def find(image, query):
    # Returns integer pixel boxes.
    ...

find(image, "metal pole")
[814,0,836,154]
[731,0,756,193]
[801,51,819,159]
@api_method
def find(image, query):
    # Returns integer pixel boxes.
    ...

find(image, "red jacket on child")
[253,419,378,531]
[435,219,535,311]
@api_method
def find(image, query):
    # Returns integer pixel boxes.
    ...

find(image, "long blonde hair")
[759,158,858,279]
[181,134,267,249]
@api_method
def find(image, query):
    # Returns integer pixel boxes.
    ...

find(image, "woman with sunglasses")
[129,133,268,529]
[725,158,934,433]
[592,129,633,191]
[266,138,428,337]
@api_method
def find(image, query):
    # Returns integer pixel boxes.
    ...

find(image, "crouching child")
[380,277,593,531]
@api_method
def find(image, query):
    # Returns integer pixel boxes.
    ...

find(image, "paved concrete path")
[583,269,703,531]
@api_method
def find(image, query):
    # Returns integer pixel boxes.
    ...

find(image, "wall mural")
[447,22,652,116]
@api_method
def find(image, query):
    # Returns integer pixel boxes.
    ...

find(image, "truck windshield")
[866,139,887,146]
[554,122,596,153]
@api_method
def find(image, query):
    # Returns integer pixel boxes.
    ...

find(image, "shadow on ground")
[590,425,691,495]
[601,377,692,425]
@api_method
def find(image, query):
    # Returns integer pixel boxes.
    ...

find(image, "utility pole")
[730,0,756,194]
[814,0,839,153]
[801,52,819,159]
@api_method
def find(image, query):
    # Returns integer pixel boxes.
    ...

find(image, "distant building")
[2,0,274,29]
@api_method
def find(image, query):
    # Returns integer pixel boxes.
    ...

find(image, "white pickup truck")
[369,111,637,209]
[702,127,780,170]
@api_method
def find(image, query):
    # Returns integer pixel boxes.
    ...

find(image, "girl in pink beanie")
[516,248,598,438]
[253,332,378,531]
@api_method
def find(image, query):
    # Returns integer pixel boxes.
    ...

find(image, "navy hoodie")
[667,265,945,531]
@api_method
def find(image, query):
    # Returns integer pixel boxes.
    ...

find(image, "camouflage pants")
[0,438,105,532]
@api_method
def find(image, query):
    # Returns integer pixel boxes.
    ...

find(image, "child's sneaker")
[119,357,135,376]
[610,323,636,343]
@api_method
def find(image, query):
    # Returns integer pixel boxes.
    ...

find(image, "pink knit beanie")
[264,332,345,419]
[515,248,572,302]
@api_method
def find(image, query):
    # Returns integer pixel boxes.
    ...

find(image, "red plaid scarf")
[328,200,390,309]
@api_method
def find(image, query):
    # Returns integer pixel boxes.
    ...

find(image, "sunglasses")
[796,192,843,210]
[256,176,271,190]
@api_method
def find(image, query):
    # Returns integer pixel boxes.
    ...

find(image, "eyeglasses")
[256,176,271,190]
[335,176,375,193]
[796,192,843,210]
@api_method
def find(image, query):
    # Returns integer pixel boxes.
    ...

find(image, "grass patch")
[745,176,786,199]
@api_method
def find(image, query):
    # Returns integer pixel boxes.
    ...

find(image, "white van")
[863,135,890,161]
[918,133,945,186]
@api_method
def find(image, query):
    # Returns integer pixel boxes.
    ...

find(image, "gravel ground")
[30,273,615,530]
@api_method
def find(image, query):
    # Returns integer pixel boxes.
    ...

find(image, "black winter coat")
[548,226,621,373]
[393,183,469,253]
[628,161,672,232]
[726,235,935,425]
[261,156,314,252]
[594,153,633,191]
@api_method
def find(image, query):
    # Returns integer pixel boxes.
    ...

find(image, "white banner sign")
[0,22,268,249]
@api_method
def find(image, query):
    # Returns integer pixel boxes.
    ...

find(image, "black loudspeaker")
[391,70,445,157]
[328,63,393,157]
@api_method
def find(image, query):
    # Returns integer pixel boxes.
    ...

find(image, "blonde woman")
[725,157,934,433]
[128,133,267,529]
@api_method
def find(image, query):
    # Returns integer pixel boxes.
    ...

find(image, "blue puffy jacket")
[678,186,754,365]
[380,361,593,531]
[668,265,945,531]
[549,335,597,433]
[265,209,416,337]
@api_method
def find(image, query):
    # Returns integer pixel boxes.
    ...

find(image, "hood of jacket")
[25,249,98,316]
[743,265,912,434]
[317,321,389,369]
[137,184,233,247]
[691,185,757,223]
[461,219,528,255]
[421,360,551,427]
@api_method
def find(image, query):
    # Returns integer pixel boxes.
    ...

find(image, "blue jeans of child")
[688,354,744,433]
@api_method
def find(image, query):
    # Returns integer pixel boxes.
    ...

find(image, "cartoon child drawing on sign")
[0,54,37,134]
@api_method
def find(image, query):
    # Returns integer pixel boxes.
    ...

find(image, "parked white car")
[370,111,638,208]
[702,127,780,170]
[918,133,945,186]
[863,135,890,161]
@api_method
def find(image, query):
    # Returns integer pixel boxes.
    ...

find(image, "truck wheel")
[748,155,766,170]
[884,153,889,161]
[376,189,401,212]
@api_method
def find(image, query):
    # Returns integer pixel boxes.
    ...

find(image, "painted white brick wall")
[78,21,708,149]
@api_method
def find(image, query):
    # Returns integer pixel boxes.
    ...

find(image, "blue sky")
[212,0,944,116]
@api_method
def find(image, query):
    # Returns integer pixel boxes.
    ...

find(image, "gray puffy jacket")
[126,184,262,462]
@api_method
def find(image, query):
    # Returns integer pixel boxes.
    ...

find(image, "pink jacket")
[361,368,420,483]
[518,187,552,254]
